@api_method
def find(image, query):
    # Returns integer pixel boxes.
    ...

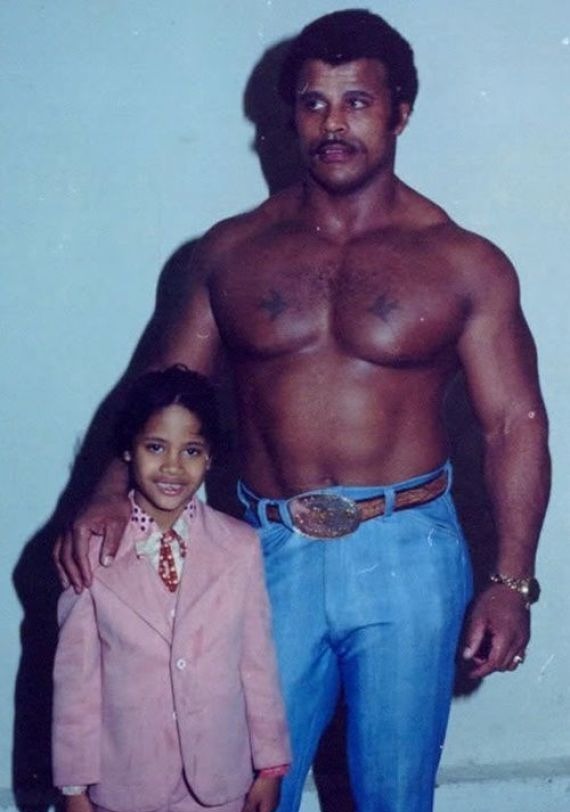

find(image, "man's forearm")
[484,410,550,577]
[91,457,129,501]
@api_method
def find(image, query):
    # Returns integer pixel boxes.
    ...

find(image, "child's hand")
[64,794,94,812]
[242,774,282,812]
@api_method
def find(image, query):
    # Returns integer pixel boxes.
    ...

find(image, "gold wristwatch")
[489,572,541,609]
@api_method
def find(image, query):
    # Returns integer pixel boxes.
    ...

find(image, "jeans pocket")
[258,522,294,556]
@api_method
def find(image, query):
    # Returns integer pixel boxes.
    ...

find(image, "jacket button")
[175,658,187,670]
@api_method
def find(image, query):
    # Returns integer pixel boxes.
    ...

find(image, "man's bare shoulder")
[445,221,517,281]
[196,186,303,266]
[397,181,451,230]
[398,184,519,290]
[427,216,521,313]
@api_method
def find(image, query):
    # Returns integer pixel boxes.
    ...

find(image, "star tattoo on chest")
[369,294,399,321]
[259,289,288,321]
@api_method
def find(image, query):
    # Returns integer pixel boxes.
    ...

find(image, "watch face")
[527,578,541,604]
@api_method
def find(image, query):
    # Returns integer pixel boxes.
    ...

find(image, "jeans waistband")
[238,461,452,532]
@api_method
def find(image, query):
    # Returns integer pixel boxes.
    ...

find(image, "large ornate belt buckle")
[287,493,361,539]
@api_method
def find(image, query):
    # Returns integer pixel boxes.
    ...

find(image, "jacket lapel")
[94,528,173,643]
[174,502,235,634]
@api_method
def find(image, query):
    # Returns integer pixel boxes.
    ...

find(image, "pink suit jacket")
[52,499,290,811]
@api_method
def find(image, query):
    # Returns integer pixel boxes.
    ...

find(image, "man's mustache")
[310,137,358,156]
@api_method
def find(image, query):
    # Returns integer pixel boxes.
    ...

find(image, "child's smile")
[125,404,211,531]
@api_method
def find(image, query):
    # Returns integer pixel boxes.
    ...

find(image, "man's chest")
[209,234,467,364]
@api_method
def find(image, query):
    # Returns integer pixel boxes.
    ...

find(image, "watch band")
[489,572,540,608]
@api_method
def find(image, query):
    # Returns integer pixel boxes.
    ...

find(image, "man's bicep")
[158,280,222,375]
[457,277,545,434]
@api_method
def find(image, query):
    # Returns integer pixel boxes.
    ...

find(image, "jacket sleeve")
[52,586,102,788]
[239,533,291,770]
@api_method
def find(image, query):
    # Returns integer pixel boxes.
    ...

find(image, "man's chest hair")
[209,237,466,364]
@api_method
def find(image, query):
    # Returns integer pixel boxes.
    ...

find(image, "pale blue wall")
[1,0,569,801]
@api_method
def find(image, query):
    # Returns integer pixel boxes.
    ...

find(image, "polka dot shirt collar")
[128,490,196,544]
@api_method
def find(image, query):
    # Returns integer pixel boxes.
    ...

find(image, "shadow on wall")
[243,37,304,194]
[11,36,497,812]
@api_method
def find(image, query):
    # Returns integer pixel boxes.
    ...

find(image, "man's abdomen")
[235,351,452,497]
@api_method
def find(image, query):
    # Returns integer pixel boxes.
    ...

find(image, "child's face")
[125,404,211,530]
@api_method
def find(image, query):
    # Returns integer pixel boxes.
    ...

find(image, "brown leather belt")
[257,469,449,539]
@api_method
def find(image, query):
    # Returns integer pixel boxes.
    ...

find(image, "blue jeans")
[238,462,473,812]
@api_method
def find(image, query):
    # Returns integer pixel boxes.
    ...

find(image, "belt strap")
[262,469,448,524]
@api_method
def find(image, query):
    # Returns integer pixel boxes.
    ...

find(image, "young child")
[52,366,290,812]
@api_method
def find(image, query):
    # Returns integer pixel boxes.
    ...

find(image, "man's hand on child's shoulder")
[54,492,130,592]
[242,774,283,812]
